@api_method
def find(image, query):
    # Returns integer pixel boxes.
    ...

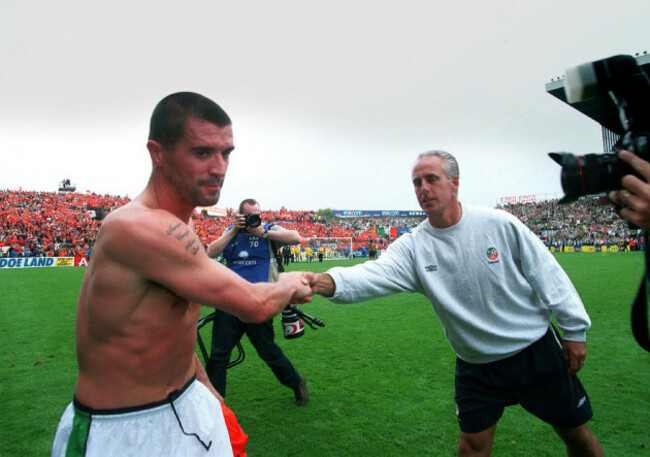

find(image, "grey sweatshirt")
[328,204,591,363]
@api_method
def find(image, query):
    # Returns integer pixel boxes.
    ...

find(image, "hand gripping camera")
[549,54,650,203]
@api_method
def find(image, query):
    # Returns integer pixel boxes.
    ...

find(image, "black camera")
[549,54,650,203]
[244,213,261,228]
[549,54,650,353]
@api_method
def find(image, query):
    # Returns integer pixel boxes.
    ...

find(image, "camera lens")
[245,213,261,228]
[549,152,631,203]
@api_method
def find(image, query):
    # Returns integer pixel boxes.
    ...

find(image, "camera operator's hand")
[609,150,650,231]
[562,340,587,376]
[234,212,267,237]
[233,212,247,231]
[246,224,266,238]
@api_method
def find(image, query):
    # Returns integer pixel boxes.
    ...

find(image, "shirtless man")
[52,92,312,457]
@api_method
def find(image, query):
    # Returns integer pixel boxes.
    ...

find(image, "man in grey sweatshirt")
[310,151,603,457]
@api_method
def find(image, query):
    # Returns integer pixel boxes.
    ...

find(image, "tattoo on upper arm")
[167,222,201,256]
[167,223,182,235]
[186,238,199,255]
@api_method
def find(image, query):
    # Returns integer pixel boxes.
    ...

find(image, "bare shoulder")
[102,201,183,237]
[98,202,205,274]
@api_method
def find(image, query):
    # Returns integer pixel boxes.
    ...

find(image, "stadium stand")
[0,189,643,259]
[0,190,128,258]
[498,195,643,250]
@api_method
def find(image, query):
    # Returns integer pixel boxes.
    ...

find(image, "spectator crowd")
[498,195,643,250]
[0,190,128,259]
[1,189,642,260]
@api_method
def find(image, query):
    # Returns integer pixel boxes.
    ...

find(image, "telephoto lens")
[548,152,632,203]
[281,307,305,339]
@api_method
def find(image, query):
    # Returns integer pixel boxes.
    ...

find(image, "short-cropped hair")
[149,92,231,149]
[239,198,259,214]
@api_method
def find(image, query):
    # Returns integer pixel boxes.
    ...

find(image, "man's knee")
[554,423,603,456]
[457,426,496,457]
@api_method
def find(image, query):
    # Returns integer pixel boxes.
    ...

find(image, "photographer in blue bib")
[206,198,309,405]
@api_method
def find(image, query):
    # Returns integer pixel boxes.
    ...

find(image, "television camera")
[549,54,650,203]
[549,54,650,352]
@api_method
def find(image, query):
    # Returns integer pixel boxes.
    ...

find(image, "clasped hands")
[277,272,334,305]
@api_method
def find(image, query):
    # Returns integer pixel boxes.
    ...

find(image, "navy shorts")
[454,327,593,434]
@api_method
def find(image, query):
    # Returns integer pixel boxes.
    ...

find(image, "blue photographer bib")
[222,224,277,283]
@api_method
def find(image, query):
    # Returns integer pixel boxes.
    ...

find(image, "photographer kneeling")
[206,198,309,406]
[609,150,650,231]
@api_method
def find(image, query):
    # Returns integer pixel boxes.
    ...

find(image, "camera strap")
[632,233,650,352]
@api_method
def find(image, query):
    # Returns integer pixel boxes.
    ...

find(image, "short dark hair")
[239,198,259,214]
[148,92,231,149]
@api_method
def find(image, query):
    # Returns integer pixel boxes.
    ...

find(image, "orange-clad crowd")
[0,190,129,258]
[1,190,410,259]
[1,189,639,259]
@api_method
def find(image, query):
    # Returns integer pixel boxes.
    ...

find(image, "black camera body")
[244,213,262,228]
[549,54,650,203]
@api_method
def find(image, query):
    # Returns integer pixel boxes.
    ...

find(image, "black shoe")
[293,375,309,406]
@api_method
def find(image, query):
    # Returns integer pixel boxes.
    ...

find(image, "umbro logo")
[425,265,438,272]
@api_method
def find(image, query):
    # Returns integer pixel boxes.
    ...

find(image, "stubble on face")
[164,119,233,208]
[191,175,225,207]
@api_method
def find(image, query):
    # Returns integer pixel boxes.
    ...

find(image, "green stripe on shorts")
[66,408,91,457]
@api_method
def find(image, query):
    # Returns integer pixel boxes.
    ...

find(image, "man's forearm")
[237,272,313,322]
[207,228,238,258]
[268,228,302,245]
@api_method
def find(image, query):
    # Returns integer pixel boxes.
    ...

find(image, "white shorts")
[52,377,233,457]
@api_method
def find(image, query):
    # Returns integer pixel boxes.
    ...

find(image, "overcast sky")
[1,1,649,211]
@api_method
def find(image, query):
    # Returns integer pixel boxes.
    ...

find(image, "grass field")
[1,253,649,456]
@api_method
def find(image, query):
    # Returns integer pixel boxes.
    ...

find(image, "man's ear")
[451,175,459,193]
[147,140,165,166]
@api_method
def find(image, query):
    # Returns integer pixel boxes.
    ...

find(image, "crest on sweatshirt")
[486,247,499,264]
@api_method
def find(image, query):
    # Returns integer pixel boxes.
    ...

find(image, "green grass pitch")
[1,253,649,456]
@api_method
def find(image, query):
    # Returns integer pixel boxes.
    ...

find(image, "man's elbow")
[288,232,303,245]
[206,244,218,259]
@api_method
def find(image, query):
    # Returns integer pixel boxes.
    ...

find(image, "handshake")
[277,271,336,305]
[274,272,331,340]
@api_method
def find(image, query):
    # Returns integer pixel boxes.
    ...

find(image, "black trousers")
[206,309,301,397]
